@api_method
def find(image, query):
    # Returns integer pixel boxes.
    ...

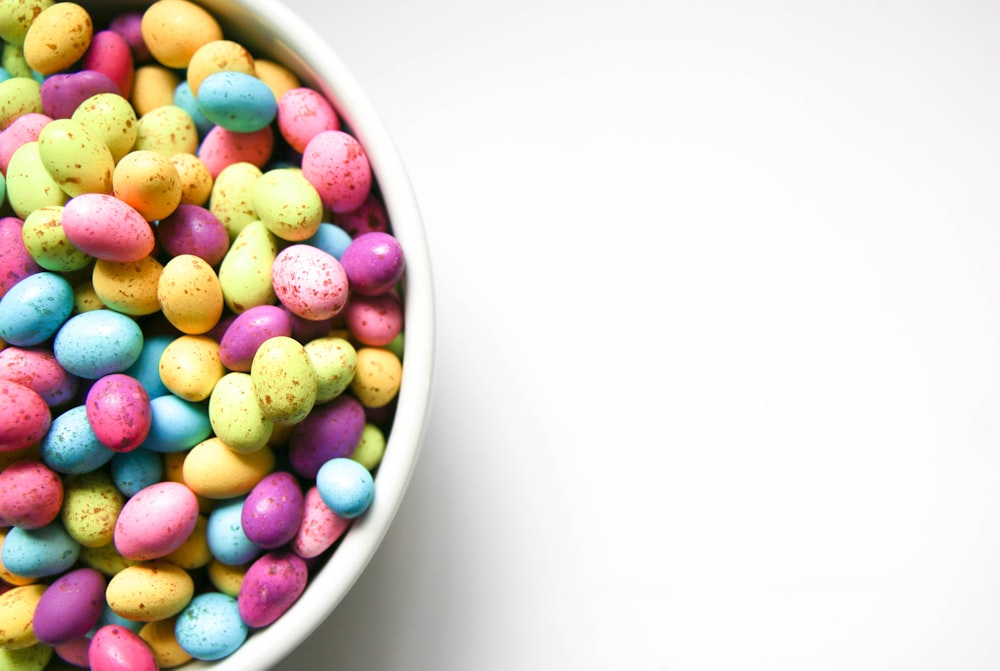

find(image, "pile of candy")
[0,0,409,668]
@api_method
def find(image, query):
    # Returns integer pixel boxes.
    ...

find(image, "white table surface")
[273,1,1000,669]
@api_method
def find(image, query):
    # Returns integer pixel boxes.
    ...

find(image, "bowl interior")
[44,1,435,669]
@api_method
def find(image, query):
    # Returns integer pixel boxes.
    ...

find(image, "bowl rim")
[71,0,436,669]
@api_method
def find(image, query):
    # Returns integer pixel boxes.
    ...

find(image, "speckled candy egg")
[218,305,292,372]
[142,393,212,453]
[0,346,78,407]
[91,256,164,316]
[110,448,163,497]
[105,560,194,622]
[81,30,135,99]
[0,380,51,452]
[340,231,406,296]
[0,460,61,529]
[155,204,228,266]
[197,71,277,133]
[0,584,46,650]
[71,92,137,164]
[158,334,225,402]
[277,87,340,153]
[114,481,199,560]
[237,551,308,628]
[40,405,114,475]
[182,437,275,500]
[0,271,74,347]
[205,496,261,566]
[174,592,246,661]
[89,625,158,671]
[217,220,278,313]
[304,336,357,404]
[198,125,273,178]
[31,568,105,645]
[288,395,366,478]
[40,70,120,121]
[292,486,350,559]
[22,2,92,75]
[1,521,80,579]
[301,129,372,213]
[0,216,41,297]
[53,309,144,379]
[209,372,274,454]
[113,150,183,221]
[60,193,155,263]
[37,118,113,201]
[158,255,224,335]
[21,205,94,273]
[85,373,152,452]
[140,0,223,69]
[61,470,124,547]
[316,457,374,519]
[271,244,349,320]
[241,471,304,550]
[343,291,404,347]
[250,336,317,426]
[0,642,53,670]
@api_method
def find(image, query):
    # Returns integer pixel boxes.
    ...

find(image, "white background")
[274,1,1000,669]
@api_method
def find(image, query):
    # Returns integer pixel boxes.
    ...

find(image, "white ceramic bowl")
[59,1,435,669]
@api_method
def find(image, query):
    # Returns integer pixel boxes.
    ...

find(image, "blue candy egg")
[316,457,374,519]
[174,80,214,137]
[206,497,261,566]
[123,333,174,399]
[142,394,213,453]
[175,592,248,661]
[110,447,164,497]
[304,222,353,260]
[41,405,115,474]
[53,310,143,379]
[95,602,144,634]
[0,272,74,346]
[197,71,277,133]
[2,521,80,578]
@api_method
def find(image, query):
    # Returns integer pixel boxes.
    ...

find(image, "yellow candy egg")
[157,254,223,334]
[217,220,278,313]
[114,150,183,221]
[206,559,247,598]
[131,65,180,117]
[0,584,45,649]
[60,470,125,548]
[351,347,403,408]
[169,153,213,206]
[73,281,105,312]
[38,118,114,197]
[91,256,164,316]
[209,372,274,453]
[141,0,223,69]
[251,336,318,425]
[106,560,194,622]
[253,59,301,101]
[139,616,193,668]
[182,437,275,499]
[22,2,92,75]
[186,39,255,96]
[72,93,139,164]
[159,335,225,402]
[209,161,262,239]
[164,515,211,570]
[78,543,140,577]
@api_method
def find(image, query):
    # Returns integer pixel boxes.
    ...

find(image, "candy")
[0,0,413,664]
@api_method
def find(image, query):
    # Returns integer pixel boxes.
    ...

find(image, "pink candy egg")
[218,304,292,372]
[292,486,350,559]
[85,373,152,452]
[331,192,389,239]
[0,378,52,452]
[197,124,274,178]
[241,471,305,549]
[0,216,41,298]
[271,244,349,320]
[61,193,155,263]
[114,481,199,560]
[237,551,308,628]
[32,567,106,645]
[0,114,51,174]
[89,625,158,671]
[343,291,404,347]
[81,30,135,99]
[301,129,372,213]
[0,459,63,529]
[276,87,340,153]
[0,346,79,407]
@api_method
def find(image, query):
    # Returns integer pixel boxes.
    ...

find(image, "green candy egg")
[0,643,53,671]
[39,118,115,197]
[72,92,139,163]
[251,336,317,426]
[252,168,323,242]
[350,423,386,471]
[21,205,93,271]
[61,470,125,548]
[5,141,68,218]
[210,161,261,239]
[209,372,274,453]
[0,76,41,129]
[218,220,278,313]
[304,336,357,404]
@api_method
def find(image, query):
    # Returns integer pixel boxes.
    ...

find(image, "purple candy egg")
[237,551,308,628]
[155,204,230,267]
[218,305,293,372]
[339,231,405,296]
[241,472,305,550]
[288,395,366,478]
[108,12,152,64]
[32,568,106,645]
[41,70,120,119]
